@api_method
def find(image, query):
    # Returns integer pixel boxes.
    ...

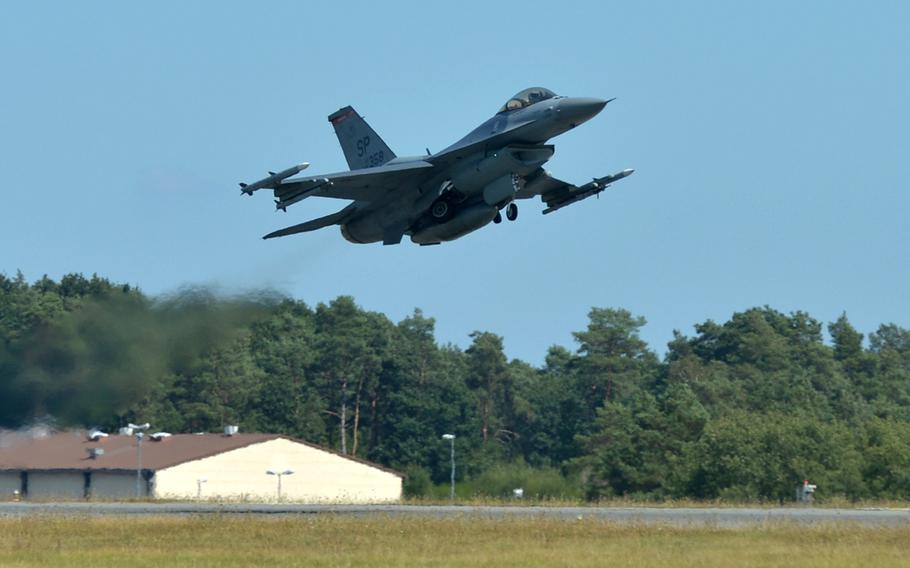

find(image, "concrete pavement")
[1,502,908,526]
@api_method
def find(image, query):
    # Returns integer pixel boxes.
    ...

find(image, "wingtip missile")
[542,167,634,215]
[238,162,310,196]
[596,168,634,185]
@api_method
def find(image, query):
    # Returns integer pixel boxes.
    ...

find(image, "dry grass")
[0,515,908,567]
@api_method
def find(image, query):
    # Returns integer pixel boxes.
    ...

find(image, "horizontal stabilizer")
[263,205,355,239]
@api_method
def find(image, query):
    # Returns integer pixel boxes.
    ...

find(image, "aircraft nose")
[558,97,609,126]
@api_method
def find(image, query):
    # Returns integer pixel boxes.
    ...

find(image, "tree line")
[2,271,909,501]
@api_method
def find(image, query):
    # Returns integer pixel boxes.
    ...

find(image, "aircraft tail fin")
[328,106,396,170]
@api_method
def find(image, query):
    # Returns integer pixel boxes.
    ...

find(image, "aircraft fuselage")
[241,88,632,245]
[339,96,608,245]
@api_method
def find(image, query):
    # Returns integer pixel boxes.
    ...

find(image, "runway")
[1,502,908,526]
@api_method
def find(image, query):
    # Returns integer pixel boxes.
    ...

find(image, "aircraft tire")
[506,202,518,221]
[493,212,502,224]
[431,200,449,219]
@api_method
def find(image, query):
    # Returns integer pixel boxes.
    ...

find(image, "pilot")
[506,99,523,111]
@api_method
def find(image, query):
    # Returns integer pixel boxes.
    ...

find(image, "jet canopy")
[498,87,557,113]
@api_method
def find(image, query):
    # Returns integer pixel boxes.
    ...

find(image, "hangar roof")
[0,431,401,476]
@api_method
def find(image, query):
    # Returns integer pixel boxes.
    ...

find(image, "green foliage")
[575,385,708,499]
[3,272,910,502]
[862,418,910,498]
[457,462,581,500]
[401,465,433,498]
[686,411,864,501]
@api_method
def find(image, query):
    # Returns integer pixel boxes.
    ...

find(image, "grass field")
[0,516,908,567]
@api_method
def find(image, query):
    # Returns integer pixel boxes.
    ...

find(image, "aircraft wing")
[518,168,634,214]
[269,160,435,211]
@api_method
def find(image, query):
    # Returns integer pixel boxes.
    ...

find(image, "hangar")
[0,430,402,503]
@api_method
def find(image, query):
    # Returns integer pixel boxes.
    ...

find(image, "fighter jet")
[239,87,633,245]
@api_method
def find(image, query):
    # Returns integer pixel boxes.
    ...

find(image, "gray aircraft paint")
[239,88,634,245]
[328,106,397,170]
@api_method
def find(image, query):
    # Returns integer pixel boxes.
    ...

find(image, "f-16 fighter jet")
[239,87,633,245]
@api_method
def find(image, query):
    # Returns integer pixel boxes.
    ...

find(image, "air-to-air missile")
[239,163,309,195]
[542,168,634,215]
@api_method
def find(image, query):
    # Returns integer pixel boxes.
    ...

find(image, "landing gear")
[493,212,502,224]
[431,200,449,219]
[506,202,518,221]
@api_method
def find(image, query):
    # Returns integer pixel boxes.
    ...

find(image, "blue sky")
[2,2,908,363]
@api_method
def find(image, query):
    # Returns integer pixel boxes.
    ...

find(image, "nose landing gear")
[505,202,518,221]
[495,203,518,225]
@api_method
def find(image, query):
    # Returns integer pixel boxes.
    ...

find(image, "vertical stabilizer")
[327,106,396,170]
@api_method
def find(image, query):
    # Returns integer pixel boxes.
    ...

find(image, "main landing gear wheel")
[431,200,449,219]
[493,212,502,224]
[506,202,518,221]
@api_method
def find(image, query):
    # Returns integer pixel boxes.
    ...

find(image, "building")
[0,430,402,503]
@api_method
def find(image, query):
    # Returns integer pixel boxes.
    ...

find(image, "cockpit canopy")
[498,87,557,113]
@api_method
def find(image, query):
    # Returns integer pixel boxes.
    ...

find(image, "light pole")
[266,469,294,501]
[197,478,207,499]
[128,422,150,498]
[442,434,456,501]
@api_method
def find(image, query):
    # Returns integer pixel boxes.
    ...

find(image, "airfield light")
[127,422,151,498]
[441,434,456,501]
[266,469,295,501]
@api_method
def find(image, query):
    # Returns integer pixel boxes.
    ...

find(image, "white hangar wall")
[154,438,401,503]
